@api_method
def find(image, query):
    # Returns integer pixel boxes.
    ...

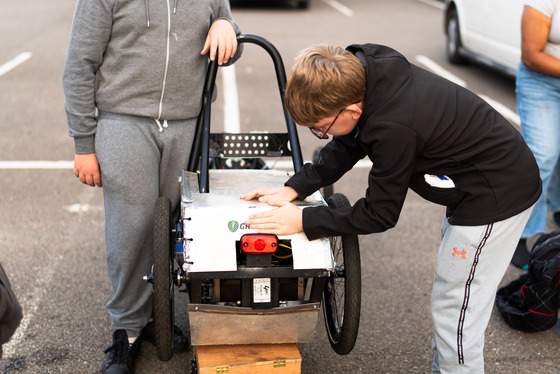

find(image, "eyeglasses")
[309,108,344,140]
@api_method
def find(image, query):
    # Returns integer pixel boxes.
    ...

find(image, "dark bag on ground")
[0,262,23,358]
[496,231,560,332]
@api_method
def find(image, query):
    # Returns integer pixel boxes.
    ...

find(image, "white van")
[444,0,524,78]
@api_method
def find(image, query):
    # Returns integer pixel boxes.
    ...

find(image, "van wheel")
[446,8,467,64]
[297,0,309,9]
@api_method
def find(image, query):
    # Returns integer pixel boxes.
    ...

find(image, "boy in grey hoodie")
[63,1,241,373]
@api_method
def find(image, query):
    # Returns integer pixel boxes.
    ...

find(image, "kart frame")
[147,34,361,367]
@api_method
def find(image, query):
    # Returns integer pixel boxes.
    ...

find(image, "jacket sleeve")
[62,0,113,154]
[300,122,421,240]
[0,263,23,348]
[286,128,366,199]
[215,0,241,34]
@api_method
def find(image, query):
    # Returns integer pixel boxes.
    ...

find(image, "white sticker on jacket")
[424,174,455,188]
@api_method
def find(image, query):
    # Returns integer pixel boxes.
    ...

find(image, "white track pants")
[431,206,533,373]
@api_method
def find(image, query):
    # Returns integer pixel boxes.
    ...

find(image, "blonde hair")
[285,45,366,127]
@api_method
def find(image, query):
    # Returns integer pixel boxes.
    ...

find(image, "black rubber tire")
[446,8,467,64]
[153,196,174,361]
[323,193,361,355]
[191,357,198,374]
[297,0,309,9]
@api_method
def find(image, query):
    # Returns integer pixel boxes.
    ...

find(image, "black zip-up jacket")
[286,44,542,241]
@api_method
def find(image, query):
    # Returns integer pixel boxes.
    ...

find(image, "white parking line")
[322,0,354,17]
[267,159,372,170]
[479,94,520,127]
[417,0,446,10]
[0,160,74,169]
[222,64,241,132]
[0,52,32,77]
[0,159,372,170]
[416,55,467,87]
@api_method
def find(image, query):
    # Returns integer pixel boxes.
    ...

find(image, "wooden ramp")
[195,344,301,373]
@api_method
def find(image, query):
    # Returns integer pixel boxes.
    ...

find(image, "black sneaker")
[102,329,142,374]
[141,321,190,353]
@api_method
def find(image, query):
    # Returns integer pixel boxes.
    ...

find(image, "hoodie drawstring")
[146,0,176,130]
[145,0,178,27]
[155,119,168,133]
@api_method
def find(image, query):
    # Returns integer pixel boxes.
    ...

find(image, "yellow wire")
[274,243,292,259]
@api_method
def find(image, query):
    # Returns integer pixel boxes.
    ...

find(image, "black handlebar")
[187,33,303,193]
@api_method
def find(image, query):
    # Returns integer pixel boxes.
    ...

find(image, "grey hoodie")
[63,0,240,154]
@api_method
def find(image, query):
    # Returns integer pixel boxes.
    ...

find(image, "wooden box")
[195,344,301,374]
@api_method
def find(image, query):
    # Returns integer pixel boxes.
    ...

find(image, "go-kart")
[146,34,361,372]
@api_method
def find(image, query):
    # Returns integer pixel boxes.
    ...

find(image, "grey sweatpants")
[95,112,196,338]
[431,205,533,374]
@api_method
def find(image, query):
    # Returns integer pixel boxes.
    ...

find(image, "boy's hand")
[74,153,102,187]
[245,202,303,236]
[240,186,298,205]
[201,19,237,65]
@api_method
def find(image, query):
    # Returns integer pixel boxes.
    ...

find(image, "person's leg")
[157,118,197,214]
[96,114,195,339]
[516,64,560,239]
[145,118,195,355]
[546,154,560,222]
[96,114,161,338]
[541,73,560,219]
[431,207,532,374]
[513,64,560,267]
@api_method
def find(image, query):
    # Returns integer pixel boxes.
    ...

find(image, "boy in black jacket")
[241,44,541,373]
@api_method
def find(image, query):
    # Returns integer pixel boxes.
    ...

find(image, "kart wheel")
[323,193,361,355]
[153,196,174,361]
[446,8,466,64]
[191,357,198,374]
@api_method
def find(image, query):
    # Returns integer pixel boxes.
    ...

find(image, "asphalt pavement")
[1,0,559,373]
